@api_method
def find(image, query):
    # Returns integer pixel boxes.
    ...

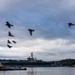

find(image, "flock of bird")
[5,21,74,49]
[6,22,17,48]
[5,21,35,48]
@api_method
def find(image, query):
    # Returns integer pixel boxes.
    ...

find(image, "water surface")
[0,67,75,75]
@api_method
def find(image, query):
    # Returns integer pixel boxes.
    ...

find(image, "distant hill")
[0,59,75,67]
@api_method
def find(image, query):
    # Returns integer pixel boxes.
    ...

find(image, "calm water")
[0,67,75,75]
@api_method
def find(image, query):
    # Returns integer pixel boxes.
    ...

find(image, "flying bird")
[6,21,13,28]
[68,23,75,28]
[7,44,12,48]
[28,29,34,36]
[8,31,14,37]
[12,40,17,44]
[7,40,12,44]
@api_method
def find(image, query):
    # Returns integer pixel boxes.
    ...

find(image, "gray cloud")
[1,0,74,40]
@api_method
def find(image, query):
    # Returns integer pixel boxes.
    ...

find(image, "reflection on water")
[27,67,37,75]
[0,67,75,75]
[0,71,6,75]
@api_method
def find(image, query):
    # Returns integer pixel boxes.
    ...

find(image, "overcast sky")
[0,0,75,61]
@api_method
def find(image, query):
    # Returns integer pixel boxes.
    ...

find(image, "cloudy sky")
[0,0,75,61]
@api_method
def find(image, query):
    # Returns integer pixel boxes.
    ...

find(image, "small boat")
[0,67,27,71]
[0,63,27,71]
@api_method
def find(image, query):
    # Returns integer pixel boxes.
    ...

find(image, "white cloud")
[0,38,75,60]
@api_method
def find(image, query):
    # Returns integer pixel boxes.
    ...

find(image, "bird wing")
[69,25,71,28]
[30,31,32,36]
[7,45,12,48]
